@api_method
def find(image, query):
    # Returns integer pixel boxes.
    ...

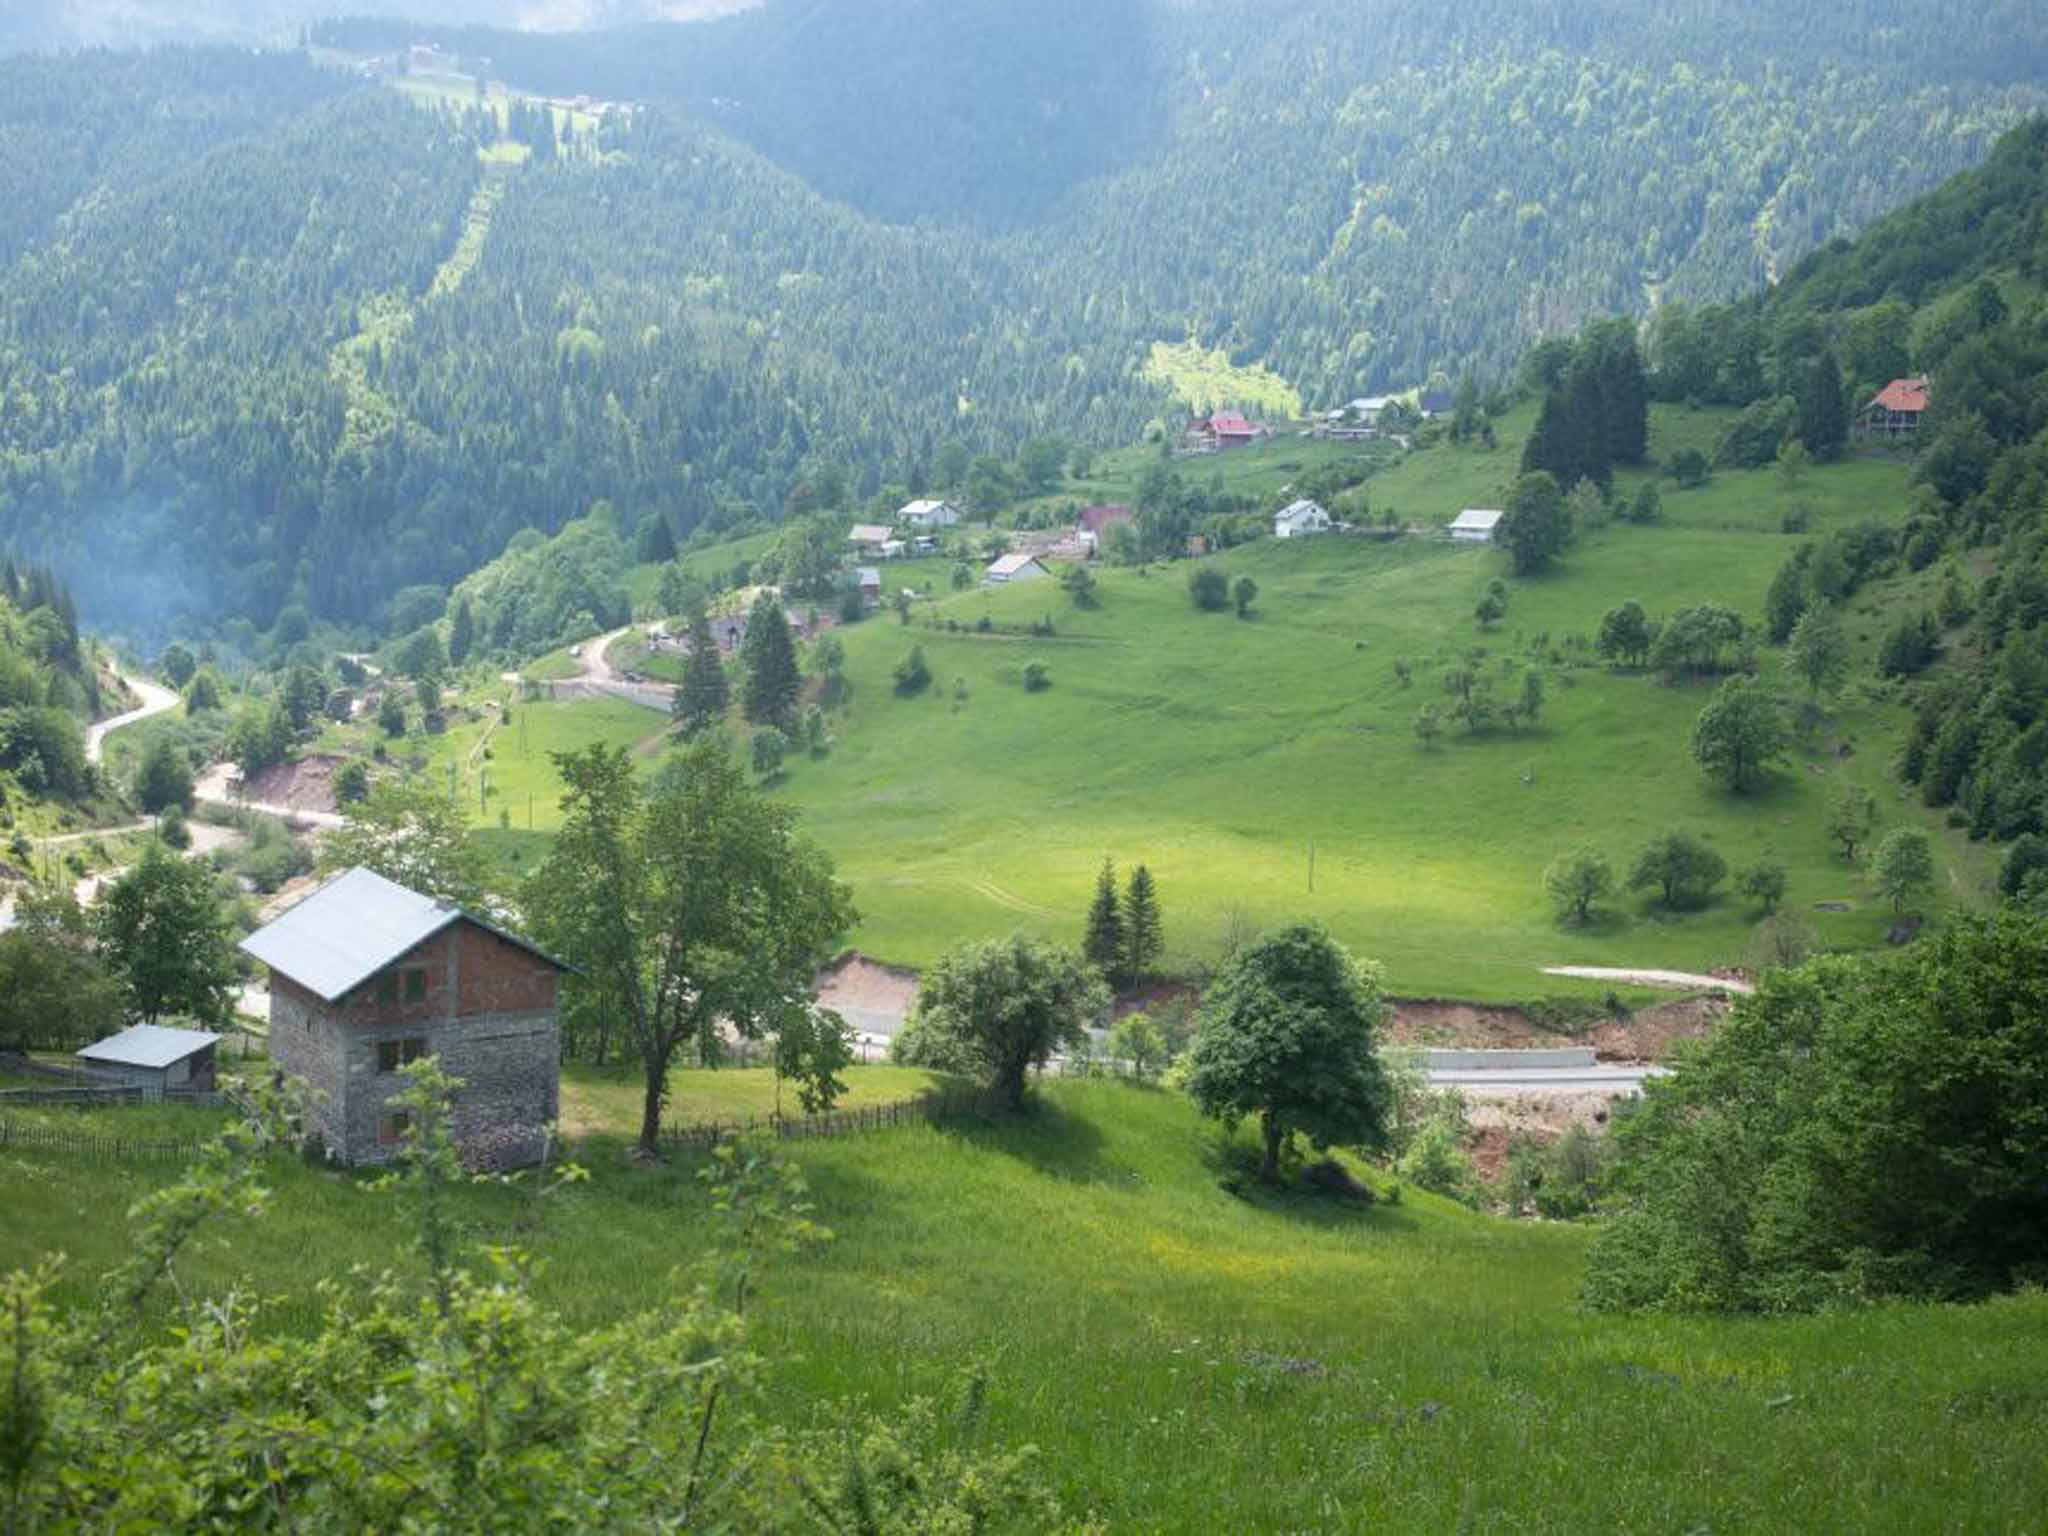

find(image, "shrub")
[1187,566,1229,611]
[1584,912,2048,1312]
[892,646,932,695]
[1022,662,1050,692]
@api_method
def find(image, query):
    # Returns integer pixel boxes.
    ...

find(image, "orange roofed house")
[1856,376,1929,439]
[241,867,569,1168]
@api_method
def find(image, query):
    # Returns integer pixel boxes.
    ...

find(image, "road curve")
[1542,965,1753,995]
[86,674,181,763]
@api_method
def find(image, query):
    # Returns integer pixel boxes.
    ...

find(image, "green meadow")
[4,1079,2043,1530]
[750,423,1979,999]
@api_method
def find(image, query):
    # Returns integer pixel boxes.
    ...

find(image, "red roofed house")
[1184,412,1266,453]
[1076,503,1135,551]
[1857,376,1929,439]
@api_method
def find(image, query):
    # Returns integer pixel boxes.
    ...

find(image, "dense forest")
[0,561,100,807]
[0,3,2043,645]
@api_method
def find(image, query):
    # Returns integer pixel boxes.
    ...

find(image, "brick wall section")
[264,920,561,1170]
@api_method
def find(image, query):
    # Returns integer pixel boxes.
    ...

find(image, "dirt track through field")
[1541,964,1753,994]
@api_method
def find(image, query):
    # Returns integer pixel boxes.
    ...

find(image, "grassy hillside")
[735,419,1973,999]
[5,1080,2044,1528]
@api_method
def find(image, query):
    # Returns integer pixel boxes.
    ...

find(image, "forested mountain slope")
[0,2,2043,643]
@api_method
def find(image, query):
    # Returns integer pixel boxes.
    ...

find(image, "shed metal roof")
[239,867,566,1003]
[1449,508,1504,532]
[1275,498,1327,523]
[77,1023,220,1070]
[986,553,1045,576]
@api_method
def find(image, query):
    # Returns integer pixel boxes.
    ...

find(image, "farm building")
[1076,503,1135,549]
[847,523,893,552]
[856,566,883,603]
[1448,508,1504,543]
[898,499,962,529]
[1857,376,1929,438]
[75,1024,220,1094]
[985,553,1051,583]
[1185,412,1265,452]
[241,867,568,1169]
[1417,389,1454,418]
[1273,499,1331,538]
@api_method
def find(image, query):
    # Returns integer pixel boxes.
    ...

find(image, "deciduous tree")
[94,844,238,1024]
[524,742,854,1153]
[1692,677,1786,793]
[893,934,1107,1111]
[1183,924,1392,1182]
[1628,830,1729,910]
[319,779,491,910]
[1545,846,1614,924]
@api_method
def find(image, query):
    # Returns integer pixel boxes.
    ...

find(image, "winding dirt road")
[86,674,181,763]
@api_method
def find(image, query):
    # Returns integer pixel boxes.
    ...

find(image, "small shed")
[856,566,883,602]
[898,499,962,529]
[1448,508,1504,543]
[985,553,1051,583]
[1274,499,1331,538]
[76,1024,220,1094]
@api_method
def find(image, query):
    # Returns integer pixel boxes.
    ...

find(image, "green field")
[4,1080,2043,1529]
[724,426,1980,998]
[415,690,665,833]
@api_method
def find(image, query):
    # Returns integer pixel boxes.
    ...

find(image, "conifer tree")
[1122,864,1163,984]
[1083,857,1124,980]
[1799,350,1850,461]
[447,596,475,665]
[674,610,730,737]
[740,591,802,728]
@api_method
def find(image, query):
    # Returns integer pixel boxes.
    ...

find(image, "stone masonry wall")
[267,924,560,1169]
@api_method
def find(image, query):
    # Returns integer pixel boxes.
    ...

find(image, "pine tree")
[637,514,677,565]
[1122,864,1162,984]
[1799,350,1849,462]
[448,596,475,665]
[739,591,801,728]
[674,610,730,737]
[1082,857,1124,980]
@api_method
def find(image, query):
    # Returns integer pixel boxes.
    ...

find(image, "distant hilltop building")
[1857,376,1929,439]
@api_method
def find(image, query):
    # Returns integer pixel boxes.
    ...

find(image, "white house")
[898,499,962,529]
[1448,508,1504,544]
[847,523,893,552]
[985,553,1051,583]
[1273,499,1331,538]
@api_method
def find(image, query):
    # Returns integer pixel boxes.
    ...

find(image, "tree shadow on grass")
[1198,1135,1422,1234]
[926,1095,1126,1186]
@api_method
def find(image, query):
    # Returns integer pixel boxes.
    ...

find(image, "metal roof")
[238,867,566,1003]
[986,553,1045,576]
[1449,508,1504,532]
[78,1023,220,1069]
[1275,498,1326,523]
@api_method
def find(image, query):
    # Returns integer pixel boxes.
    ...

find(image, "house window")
[375,973,399,1006]
[377,1111,412,1147]
[376,1037,430,1074]
[403,967,428,1002]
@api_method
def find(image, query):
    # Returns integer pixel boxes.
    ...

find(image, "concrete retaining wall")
[1421,1047,1597,1071]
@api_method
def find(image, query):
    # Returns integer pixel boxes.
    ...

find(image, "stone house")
[241,867,568,1168]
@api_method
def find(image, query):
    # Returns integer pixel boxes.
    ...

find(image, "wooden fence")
[657,1085,999,1151]
[0,1085,225,1110]
[0,1116,210,1163]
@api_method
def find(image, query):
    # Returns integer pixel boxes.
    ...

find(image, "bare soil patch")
[1388,992,1729,1063]
[239,755,345,815]
[814,951,919,1019]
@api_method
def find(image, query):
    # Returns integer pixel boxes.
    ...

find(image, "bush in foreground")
[1584,910,2048,1312]
[0,1067,1073,1533]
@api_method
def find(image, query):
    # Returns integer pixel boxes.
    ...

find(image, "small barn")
[847,523,893,553]
[985,553,1051,583]
[241,867,568,1168]
[1448,508,1504,544]
[856,566,883,604]
[76,1024,220,1095]
[1274,499,1331,538]
[898,499,962,529]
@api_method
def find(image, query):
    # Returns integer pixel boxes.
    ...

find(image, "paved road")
[86,675,181,763]
[1542,965,1753,994]
[1428,1064,1664,1096]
